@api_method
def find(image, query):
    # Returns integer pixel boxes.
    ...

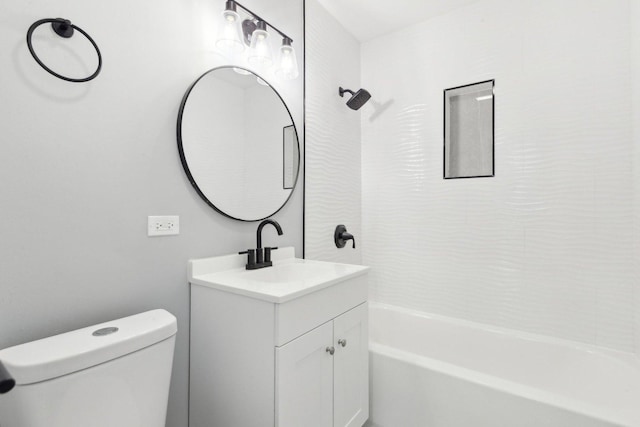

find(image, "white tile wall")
[360,0,637,352]
[305,0,362,264]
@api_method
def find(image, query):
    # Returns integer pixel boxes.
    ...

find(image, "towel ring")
[26,18,102,83]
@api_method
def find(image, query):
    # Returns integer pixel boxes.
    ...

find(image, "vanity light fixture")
[215,0,299,80]
[215,1,244,54]
[247,20,273,68]
[275,37,299,80]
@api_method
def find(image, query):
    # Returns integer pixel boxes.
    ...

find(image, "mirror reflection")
[178,66,300,221]
[283,125,299,189]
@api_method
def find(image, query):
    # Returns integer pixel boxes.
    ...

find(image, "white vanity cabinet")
[276,303,368,427]
[188,248,369,427]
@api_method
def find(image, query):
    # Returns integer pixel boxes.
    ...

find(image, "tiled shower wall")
[361,0,638,352]
[305,0,362,264]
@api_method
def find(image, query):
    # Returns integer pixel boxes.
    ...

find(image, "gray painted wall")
[0,0,303,426]
[632,2,640,356]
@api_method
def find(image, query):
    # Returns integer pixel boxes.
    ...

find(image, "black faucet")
[239,219,283,270]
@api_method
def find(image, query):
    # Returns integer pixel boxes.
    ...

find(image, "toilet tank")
[0,309,177,427]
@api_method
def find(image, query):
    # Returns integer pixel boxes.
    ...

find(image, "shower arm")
[339,87,355,97]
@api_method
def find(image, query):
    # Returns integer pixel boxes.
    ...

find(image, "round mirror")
[178,66,300,221]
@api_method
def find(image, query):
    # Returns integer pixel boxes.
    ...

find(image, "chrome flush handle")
[338,339,347,347]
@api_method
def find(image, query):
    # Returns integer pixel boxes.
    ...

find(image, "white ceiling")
[316,0,481,42]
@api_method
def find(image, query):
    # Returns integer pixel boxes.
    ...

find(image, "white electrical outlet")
[148,216,180,237]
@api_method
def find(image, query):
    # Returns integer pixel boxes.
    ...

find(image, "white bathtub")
[366,303,640,427]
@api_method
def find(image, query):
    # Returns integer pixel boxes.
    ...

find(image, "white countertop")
[188,247,369,303]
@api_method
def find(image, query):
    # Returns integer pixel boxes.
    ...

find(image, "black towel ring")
[26,18,102,83]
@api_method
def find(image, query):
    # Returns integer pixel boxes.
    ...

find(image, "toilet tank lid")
[0,309,177,385]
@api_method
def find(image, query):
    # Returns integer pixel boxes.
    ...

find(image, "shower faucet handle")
[334,225,355,249]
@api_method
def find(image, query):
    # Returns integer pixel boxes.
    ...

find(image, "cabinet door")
[276,322,334,427]
[333,303,369,427]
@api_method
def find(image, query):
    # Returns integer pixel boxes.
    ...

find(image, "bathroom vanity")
[188,247,369,427]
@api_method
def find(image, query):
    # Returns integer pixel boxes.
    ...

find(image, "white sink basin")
[188,247,369,303]
[243,262,331,284]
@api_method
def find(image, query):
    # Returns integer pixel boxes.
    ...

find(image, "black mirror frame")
[177,66,301,222]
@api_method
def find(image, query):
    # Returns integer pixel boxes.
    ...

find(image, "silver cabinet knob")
[338,339,347,347]
[326,346,335,355]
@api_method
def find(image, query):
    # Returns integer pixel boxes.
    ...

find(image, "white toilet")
[0,309,177,427]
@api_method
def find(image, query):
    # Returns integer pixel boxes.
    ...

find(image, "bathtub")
[366,303,640,427]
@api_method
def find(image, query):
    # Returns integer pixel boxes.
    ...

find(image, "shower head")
[339,87,371,110]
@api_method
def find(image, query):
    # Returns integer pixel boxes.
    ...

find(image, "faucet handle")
[264,247,279,263]
[239,249,256,268]
[334,225,356,249]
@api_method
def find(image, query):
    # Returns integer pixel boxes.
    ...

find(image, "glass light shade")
[247,27,273,68]
[275,43,299,80]
[215,9,244,54]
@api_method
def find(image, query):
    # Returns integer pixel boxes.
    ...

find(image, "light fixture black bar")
[233,0,293,43]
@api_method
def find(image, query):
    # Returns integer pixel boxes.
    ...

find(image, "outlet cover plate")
[148,215,180,236]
